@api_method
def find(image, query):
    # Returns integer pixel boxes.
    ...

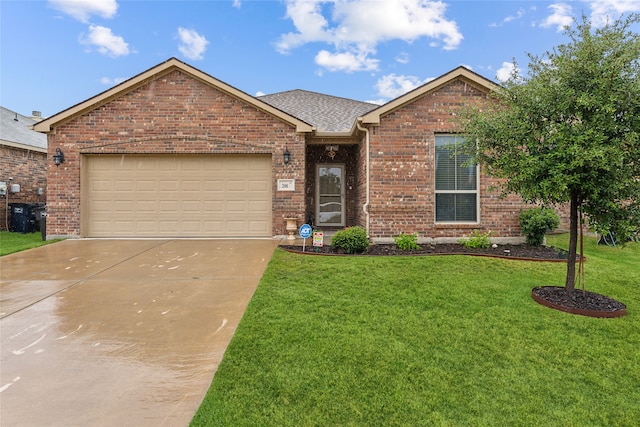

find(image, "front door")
[316,164,345,227]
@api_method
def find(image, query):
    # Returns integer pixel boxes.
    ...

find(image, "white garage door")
[83,155,272,237]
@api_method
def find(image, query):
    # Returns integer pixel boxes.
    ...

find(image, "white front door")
[316,164,345,227]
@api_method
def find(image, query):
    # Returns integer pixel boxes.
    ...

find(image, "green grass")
[0,231,61,256]
[192,234,640,426]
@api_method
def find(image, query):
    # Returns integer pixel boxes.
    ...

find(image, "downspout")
[356,120,370,237]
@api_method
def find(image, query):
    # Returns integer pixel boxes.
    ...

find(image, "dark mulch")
[532,286,627,317]
[280,243,571,261]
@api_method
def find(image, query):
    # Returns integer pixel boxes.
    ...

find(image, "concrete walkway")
[0,239,278,426]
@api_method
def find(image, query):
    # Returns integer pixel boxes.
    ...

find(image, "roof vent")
[32,111,42,118]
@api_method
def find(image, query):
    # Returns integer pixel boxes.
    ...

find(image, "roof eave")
[312,130,356,139]
[1,139,47,153]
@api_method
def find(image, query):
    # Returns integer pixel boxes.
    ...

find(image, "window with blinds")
[435,135,478,222]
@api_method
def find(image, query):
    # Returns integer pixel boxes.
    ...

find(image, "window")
[435,135,478,222]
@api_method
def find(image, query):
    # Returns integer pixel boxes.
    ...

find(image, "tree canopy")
[459,14,640,291]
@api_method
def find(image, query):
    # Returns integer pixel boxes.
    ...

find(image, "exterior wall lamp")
[283,147,291,165]
[53,148,65,167]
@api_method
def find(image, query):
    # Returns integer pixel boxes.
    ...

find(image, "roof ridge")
[259,89,378,106]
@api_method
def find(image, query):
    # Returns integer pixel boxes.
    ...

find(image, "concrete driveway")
[0,239,278,426]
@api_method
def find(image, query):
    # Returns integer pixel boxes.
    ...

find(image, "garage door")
[82,155,272,237]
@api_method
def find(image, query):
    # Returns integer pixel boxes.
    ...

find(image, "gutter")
[356,119,370,237]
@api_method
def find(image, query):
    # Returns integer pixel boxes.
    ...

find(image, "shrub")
[458,230,492,249]
[394,233,421,251]
[331,226,370,254]
[519,207,560,246]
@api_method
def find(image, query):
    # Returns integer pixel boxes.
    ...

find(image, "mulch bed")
[532,286,627,318]
[280,243,570,261]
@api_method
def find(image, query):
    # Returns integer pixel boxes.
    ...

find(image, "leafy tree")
[459,14,640,292]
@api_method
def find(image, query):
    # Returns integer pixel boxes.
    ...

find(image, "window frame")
[434,134,480,224]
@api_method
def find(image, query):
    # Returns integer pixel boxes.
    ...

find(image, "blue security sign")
[299,223,312,239]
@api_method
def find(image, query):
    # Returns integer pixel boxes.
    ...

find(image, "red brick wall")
[0,145,47,231]
[45,69,304,237]
[364,78,567,240]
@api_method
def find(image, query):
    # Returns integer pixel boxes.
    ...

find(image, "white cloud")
[49,0,118,23]
[395,52,410,64]
[375,73,433,99]
[315,48,379,72]
[364,98,386,105]
[504,8,526,23]
[276,0,331,53]
[177,27,209,60]
[541,3,574,32]
[584,0,640,26]
[232,0,242,8]
[100,76,126,85]
[490,6,533,27]
[276,0,462,72]
[496,61,518,82]
[81,25,130,57]
[255,91,266,97]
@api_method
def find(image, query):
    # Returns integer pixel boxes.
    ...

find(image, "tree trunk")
[565,191,579,293]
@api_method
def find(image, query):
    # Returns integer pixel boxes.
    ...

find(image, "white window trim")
[434,135,480,224]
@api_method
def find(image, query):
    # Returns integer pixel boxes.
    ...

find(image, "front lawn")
[0,231,61,256]
[192,234,640,426]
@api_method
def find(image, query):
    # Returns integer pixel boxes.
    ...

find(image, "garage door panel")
[158,221,179,233]
[248,180,269,192]
[92,180,112,191]
[114,201,134,211]
[227,180,247,192]
[159,180,179,191]
[227,200,248,212]
[137,221,157,233]
[249,200,269,212]
[204,201,224,212]
[249,220,270,232]
[113,220,135,232]
[203,221,224,233]
[84,155,272,237]
[181,221,203,233]
[181,201,201,213]
[204,180,224,192]
[92,201,112,213]
[114,180,133,191]
[226,221,247,233]
[159,200,180,212]
[136,180,156,191]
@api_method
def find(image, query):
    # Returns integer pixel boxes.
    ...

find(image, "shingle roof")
[1,107,47,150]
[258,90,379,133]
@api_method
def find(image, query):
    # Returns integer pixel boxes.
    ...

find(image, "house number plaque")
[277,179,295,191]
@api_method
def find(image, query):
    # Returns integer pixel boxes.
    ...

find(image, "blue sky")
[2,0,639,118]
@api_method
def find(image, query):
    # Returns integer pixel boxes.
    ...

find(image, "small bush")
[331,226,370,254]
[519,207,560,246]
[394,233,421,251]
[458,230,492,249]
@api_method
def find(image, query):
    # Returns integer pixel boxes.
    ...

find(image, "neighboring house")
[34,57,547,241]
[0,107,47,231]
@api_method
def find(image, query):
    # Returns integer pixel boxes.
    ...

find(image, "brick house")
[34,57,546,242]
[1,107,48,231]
